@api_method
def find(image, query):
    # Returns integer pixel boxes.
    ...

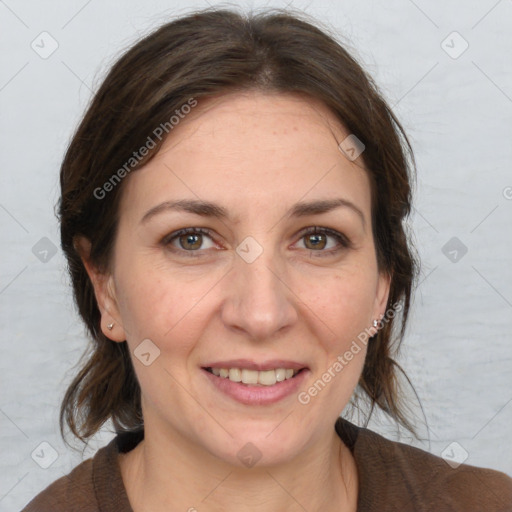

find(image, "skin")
[78,91,390,512]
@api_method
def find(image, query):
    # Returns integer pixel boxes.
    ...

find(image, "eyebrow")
[140,198,365,228]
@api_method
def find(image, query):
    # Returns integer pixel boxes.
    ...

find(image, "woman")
[22,7,512,511]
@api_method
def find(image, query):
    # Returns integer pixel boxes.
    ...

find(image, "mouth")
[201,363,310,405]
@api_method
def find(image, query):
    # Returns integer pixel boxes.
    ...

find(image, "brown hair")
[58,6,419,446]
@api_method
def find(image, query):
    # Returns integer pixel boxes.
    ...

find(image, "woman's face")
[91,91,389,466]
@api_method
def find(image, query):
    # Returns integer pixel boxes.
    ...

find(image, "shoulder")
[376,432,512,511]
[21,432,130,512]
[21,431,139,512]
[20,455,96,512]
[336,418,512,511]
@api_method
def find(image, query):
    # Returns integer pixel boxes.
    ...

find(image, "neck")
[119,419,358,512]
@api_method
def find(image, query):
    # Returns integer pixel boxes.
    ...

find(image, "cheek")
[300,267,377,343]
[297,270,373,413]
[114,267,214,411]
[114,254,219,352]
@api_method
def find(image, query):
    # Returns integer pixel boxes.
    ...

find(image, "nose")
[220,242,298,341]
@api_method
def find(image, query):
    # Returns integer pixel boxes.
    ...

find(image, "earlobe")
[73,235,126,342]
[369,272,391,336]
[375,271,391,317]
[99,275,126,342]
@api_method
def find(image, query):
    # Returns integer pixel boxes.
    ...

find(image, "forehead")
[163,91,349,155]
[119,91,371,223]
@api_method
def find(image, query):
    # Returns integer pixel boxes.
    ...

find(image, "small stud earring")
[372,319,379,328]
[107,322,114,330]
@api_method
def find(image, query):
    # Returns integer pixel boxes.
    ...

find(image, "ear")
[372,270,391,331]
[74,236,126,342]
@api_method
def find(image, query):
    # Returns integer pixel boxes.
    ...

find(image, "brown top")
[22,418,512,511]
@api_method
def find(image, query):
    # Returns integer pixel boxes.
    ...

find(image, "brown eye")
[296,227,352,255]
[162,227,217,255]
[178,233,203,250]
[304,233,327,250]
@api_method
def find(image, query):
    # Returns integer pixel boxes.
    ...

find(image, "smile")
[201,366,309,405]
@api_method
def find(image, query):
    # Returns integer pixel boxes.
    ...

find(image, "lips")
[201,363,310,405]
[201,359,308,372]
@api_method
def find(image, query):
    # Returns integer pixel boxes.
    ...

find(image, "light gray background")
[1,0,511,510]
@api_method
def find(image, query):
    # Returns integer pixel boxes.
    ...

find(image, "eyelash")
[160,226,352,258]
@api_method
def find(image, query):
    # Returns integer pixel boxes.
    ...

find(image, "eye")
[295,227,351,255]
[161,227,217,255]
[161,226,352,258]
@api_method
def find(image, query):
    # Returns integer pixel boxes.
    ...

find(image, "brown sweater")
[22,418,512,511]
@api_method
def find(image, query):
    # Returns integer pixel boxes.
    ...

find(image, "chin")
[200,423,313,469]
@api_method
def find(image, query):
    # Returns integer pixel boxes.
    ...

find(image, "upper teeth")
[210,368,298,386]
